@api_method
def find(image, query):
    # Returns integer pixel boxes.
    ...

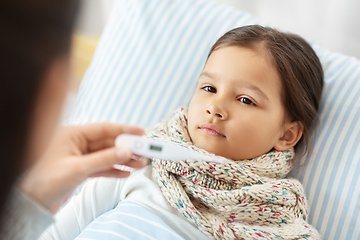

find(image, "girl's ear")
[274,121,303,151]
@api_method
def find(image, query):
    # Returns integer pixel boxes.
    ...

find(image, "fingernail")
[117,149,126,159]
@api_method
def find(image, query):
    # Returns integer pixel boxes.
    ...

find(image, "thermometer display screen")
[150,145,162,152]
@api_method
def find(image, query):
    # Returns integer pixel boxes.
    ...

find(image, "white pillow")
[66,0,360,239]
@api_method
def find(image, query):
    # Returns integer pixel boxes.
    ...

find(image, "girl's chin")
[193,141,227,158]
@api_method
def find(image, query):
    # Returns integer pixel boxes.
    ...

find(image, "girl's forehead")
[204,47,280,83]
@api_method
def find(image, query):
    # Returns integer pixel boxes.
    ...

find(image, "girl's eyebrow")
[200,71,270,101]
[243,83,270,101]
[200,72,216,79]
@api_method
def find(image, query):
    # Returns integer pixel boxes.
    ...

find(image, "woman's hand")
[18,123,146,214]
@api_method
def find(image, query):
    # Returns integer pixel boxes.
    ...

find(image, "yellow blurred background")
[69,33,99,93]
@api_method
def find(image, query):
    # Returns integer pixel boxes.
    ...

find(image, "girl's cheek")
[188,95,201,113]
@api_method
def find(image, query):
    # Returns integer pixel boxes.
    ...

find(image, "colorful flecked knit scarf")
[147,108,320,239]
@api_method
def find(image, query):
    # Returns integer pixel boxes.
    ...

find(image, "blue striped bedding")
[66,0,360,239]
[75,202,184,240]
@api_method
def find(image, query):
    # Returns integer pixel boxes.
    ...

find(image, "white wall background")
[76,0,360,59]
[75,0,115,35]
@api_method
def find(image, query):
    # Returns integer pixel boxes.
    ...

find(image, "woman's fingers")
[79,146,131,175]
[79,146,147,177]
[90,169,132,178]
[90,159,148,178]
[87,138,116,152]
[125,157,148,169]
[78,123,144,142]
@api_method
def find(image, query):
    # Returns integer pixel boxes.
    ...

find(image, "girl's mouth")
[199,124,226,137]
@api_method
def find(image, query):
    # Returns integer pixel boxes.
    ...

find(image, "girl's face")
[188,46,295,160]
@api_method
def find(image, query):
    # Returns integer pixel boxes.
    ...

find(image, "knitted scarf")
[147,108,320,239]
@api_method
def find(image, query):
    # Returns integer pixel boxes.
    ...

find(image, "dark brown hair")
[208,25,324,154]
[0,0,79,217]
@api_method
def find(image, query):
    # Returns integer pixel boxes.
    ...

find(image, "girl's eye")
[239,97,255,105]
[202,86,217,93]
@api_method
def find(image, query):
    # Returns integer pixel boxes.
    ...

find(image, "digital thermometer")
[115,134,223,163]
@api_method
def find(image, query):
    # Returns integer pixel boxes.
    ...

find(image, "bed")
[64,0,360,239]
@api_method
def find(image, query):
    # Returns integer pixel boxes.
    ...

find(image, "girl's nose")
[206,101,228,120]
